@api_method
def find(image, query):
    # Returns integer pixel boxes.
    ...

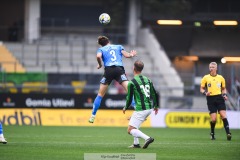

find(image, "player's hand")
[223,95,228,101]
[154,108,158,115]
[130,50,137,57]
[97,64,102,69]
[123,108,126,114]
[205,92,211,96]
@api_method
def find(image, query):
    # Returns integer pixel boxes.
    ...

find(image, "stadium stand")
[4,34,158,76]
[0,42,25,72]
[4,32,183,108]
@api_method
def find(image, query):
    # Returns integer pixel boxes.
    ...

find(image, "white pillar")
[24,0,40,43]
[128,0,139,47]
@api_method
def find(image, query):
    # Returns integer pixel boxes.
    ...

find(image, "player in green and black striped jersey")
[123,60,159,149]
[125,69,159,112]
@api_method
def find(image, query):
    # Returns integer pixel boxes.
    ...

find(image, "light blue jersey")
[97,44,124,67]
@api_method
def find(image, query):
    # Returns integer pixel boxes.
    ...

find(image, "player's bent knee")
[127,125,135,134]
[127,128,132,134]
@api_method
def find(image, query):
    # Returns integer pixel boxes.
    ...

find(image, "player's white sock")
[130,129,150,140]
[0,134,3,138]
[134,137,139,145]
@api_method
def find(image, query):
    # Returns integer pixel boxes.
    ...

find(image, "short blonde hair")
[134,60,144,72]
[209,62,217,67]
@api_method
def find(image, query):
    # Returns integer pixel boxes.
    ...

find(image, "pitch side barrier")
[0,93,130,109]
[1,94,239,128]
[0,93,134,126]
[1,108,239,128]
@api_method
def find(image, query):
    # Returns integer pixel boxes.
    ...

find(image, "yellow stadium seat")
[0,82,18,93]
[22,82,48,93]
[0,44,26,72]
[71,81,86,94]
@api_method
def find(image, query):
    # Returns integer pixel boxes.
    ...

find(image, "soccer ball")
[99,13,111,25]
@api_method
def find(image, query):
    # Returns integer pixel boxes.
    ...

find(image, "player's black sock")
[222,118,230,134]
[210,121,216,134]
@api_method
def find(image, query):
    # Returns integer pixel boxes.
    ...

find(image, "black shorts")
[100,66,128,85]
[206,94,226,114]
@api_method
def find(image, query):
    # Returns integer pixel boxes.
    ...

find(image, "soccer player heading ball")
[88,36,137,123]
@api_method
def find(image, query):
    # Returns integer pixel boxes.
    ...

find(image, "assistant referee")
[200,62,231,140]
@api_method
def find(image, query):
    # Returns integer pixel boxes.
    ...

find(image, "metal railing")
[0,61,19,73]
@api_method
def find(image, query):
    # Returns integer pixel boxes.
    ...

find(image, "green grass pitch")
[1,126,240,160]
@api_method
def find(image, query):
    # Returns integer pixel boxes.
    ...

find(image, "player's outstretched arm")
[122,50,137,58]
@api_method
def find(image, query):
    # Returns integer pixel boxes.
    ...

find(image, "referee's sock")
[222,118,230,134]
[92,95,103,116]
[210,121,216,134]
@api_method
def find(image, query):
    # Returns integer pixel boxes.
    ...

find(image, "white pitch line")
[5,141,240,145]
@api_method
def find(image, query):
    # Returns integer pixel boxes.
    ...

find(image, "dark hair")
[97,36,109,46]
[134,60,144,72]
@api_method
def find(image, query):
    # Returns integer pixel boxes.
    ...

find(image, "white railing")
[138,27,184,97]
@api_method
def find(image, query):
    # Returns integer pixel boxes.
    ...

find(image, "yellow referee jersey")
[200,74,226,96]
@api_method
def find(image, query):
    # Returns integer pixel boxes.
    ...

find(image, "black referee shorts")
[100,66,128,85]
[206,94,226,114]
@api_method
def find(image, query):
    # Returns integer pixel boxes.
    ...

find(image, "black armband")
[222,93,227,97]
[202,91,207,95]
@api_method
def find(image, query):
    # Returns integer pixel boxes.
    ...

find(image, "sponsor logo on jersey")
[121,75,127,81]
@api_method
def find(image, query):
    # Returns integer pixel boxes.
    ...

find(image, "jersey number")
[110,50,117,61]
[140,85,150,98]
